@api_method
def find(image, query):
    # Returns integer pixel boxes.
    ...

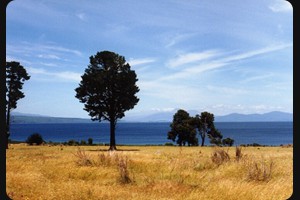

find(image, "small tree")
[88,138,93,145]
[208,127,223,146]
[75,51,139,151]
[6,61,30,149]
[168,109,198,146]
[26,133,44,145]
[191,111,225,146]
[222,137,235,147]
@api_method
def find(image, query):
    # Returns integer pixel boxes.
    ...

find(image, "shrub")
[88,138,93,145]
[68,139,79,146]
[165,142,174,146]
[26,133,44,145]
[211,148,230,166]
[246,158,274,182]
[250,143,261,147]
[80,140,87,145]
[116,156,132,184]
[235,146,243,161]
[73,147,93,166]
[222,137,234,147]
[97,153,113,167]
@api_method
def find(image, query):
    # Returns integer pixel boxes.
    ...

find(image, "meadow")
[6,144,293,200]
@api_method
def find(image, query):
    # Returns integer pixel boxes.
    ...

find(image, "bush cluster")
[26,133,44,145]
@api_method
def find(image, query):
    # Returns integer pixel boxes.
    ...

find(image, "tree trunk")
[201,134,205,147]
[109,120,117,151]
[6,105,11,149]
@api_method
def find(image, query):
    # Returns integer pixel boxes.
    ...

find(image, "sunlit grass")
[6,144,293,200]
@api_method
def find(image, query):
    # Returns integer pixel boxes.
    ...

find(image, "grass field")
[6,144,293,200]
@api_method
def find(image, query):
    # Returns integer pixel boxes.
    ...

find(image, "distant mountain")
[10,111,292,124]
[124,110,293,122]
[215,111,293,122]
[10,113,95,124]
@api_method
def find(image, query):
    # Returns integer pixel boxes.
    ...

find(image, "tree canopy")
[168,109,230,146]
[6,61,30,148]
[193,112,222,146]
[75,51,139,150]
[168,109,198,146]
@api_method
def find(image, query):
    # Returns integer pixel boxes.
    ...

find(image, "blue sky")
[6,0,293,119]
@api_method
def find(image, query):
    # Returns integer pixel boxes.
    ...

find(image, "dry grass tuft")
[73,147,93,166]
[97,152,114,167]
[211,148,230,166]
[6,145,293,200]
[116,156,133,184]
[246,157,274,182]
[235,146,243,162]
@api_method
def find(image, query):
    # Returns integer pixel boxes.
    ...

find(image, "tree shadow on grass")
[88,148,140,152]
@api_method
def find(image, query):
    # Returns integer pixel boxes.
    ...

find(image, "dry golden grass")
[6,144,293,200]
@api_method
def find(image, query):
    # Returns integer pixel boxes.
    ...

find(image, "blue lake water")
[10,122,293,146]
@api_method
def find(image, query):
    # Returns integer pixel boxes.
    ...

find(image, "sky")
[6,0,293,119]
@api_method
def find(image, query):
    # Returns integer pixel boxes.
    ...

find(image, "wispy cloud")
[269,0,293,13]
[76,13,86,21]
[38,54,61,60]
[164,33,197,48]
[7,42,83,58]
[220,43,292,63]
[166,50,220,68]
[206,85,248,96]
[128,58,156,66]
[41,44,82,56]
[27,67,81,82]
[241,73,274,83]
[161,62,227,81]
[162,43,292,81]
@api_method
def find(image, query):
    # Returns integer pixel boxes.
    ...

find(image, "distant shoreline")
[9,140,293,148]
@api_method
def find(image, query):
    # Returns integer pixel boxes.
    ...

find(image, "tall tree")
[6,61,30,149]
[75,51,139,151]
[207,126,223,146]
[168,109,198,146]
[194,112,213,146]
[194,111,222,146]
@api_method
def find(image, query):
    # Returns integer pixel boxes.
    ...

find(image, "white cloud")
[167,50,220,68]
[164,33,197,48]
[40,62,58,67]
[162,43,292,81]
[220,43,292,63]
[27,67,47,74]
[241,73,274,83]
[42,45,82,56]
[55,71,81,82]
[7,42,83,58]
[38,54,61,60]
[151,108,176,112]
[206,85,248,96]
[26,67,81,82]
[269,0,293,13]
[76,13,86,21]
[128,58,156,66]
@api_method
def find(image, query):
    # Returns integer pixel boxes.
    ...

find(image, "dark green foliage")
[75,51,139,151]
[168,109,198,146]
[207,127,223,146]
[68,139,79,146]
[80,140,87,145]
[168,110,229,147]
[88,138,93,145]
[6,61,30,148]
[193,112,221,146]
[222,137,235,147]
[165,142,174,146]
[26,133,44,145]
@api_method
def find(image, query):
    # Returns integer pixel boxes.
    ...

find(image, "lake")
[10,122,293,146]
